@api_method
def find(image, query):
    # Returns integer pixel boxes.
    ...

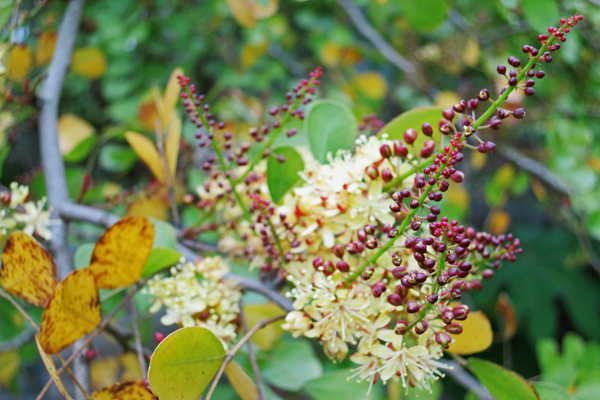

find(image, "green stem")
[267,218,287,265]
[382,158,431,192]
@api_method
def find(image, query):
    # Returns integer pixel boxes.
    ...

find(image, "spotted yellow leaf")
[1,232,58,307]
[125,131,165,183]
[36,31,57,65]
[161,68,183,131]
[7,45,32,81]
[88,217,154,289]
[72,46,107,79]
[446,310,493,355]
[91,381,157,400]
[38,268,101,354]
[224,360,258,400]
[35,335,74,400]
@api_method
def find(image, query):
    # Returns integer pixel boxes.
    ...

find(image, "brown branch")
[103,324,152,359]
[238,298,266,400]
[204,315,285,400]
[130,299,147,377]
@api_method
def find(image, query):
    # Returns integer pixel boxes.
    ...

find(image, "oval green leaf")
[305,99,357,163]
[148,327,225,400]
[468,358,540,400]
[267,147,304,204]
[522,0,560,33]
[378,106,445,153]
[398,0,449,32]
[142,247,182,278]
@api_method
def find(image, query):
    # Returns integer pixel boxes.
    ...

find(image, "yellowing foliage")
[7,45,32,81]
[161,68,184,131]
[36,31,57,65]
[38,268,102,354]
[354,71,387,100]
[57,114,95,155]
[244,302,284,350]
[447,310,493,355]
[0,350,20,388]
[91,381,158,400]
[224,360,259,400]
[88,217,155,289]
[1,232,58,307]
[72,47,107,79]
[489,209,511,235]
[35,336,74,400]
[125,131,166,183]
[127,191,170,221]
[165,118,181,179]
[320,42,342,67]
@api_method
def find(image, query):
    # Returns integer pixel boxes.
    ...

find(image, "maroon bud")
[371,284,385,298]
[154,332,166,343]
[536,70,545,79]
[427,293,439,304]
[407,301,421,313]
[381,168,393,182]
[387,293,403,306]
[380,144,392,158]
[322,260,335,276]
[482,269,494,279]
[442,108,455,121]
[452,304,470,320]
[365,165,379,180]
[85,349,99,360]
[467,98,479,110]
[312,257,324,270]
[1,191,11,206]
[393,140,409,157]
[524,87,535,96]
[415,320,429,335]
[435,332,452,349]
[421,123,433,136]
[513,108,526,119]
[336,260,350,272]
[362,266,375,280]
[404,128,418,145]
[497,64,507,75]
[333,244,345,258]
[441,309,454,324]
[444,322,463,334]
[477,89,490,101]
[451,288,462,299]
[395,320,408,335]
[392,266,407,279]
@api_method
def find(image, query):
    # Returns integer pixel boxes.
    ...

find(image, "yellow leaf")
[57,114,95,155]
[161,68,184,131]
[462,37,480,67]
[127,190,170,221]
[38,268,102,354]
[165,117,181,179]
[121,353,144,381]
[488,209,511,235]
[244,302,284,350]
[446,181,470,211]
[447,310,493,355]
[224,360,258,400]
[0,350,20,388]
[320,42,342,67]
[434,91,461,107]
[125,131,165,183]
[251,0,278,19]
[88,216,155,289]
[354,71,387,100]
[91,356,120,391]
[226,0,256,28]
[1,232,58,307]
[7,45,33,81]
[72,47,107,79]
[241,43,268,69]
[531,178,547,202]
[138,100,160,131]
[35,335,74,400]
[470,150,487,171]
[497,293,517,340]
[36,31,57,65]
[91,381,157,400]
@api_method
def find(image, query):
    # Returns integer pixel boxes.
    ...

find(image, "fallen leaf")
[354,71,387,100]
[161,68,184,131]
[1,231,58,307]
[165,117,181,179]
[226,0,256,28]
[497,293,517,340]
[91,381,157,400]
[7,45,32,81]
[89,216,154,289]
[58,114,95,156]
[72,46,107,79]
[36,31,57,65]
[224,360,258,400]
[446,310,493,355]
[125,131,165,183]
[35,335,74,400]
[38,268,101,354]
[148,327,225,400]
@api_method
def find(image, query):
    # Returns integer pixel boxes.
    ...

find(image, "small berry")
[154,332,166,343]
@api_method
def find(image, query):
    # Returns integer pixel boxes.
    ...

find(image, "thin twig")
[204,315,285,400]
[444,360,494,400]
[335,0,418,82]
[155,119,181,226]
[130,299,147,377]
[104,324,152,359]
[35,278,151,400]
[238,298,267,400]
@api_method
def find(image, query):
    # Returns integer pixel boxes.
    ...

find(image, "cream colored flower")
[13,198,52,240]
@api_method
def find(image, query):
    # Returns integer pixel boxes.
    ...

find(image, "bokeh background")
[1,0,600,399]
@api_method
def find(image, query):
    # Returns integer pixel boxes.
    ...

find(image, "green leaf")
[151,218,178,249]
[142,247,182,278]
[532,382,572,400]
[267,147,304,204]
[305,369,383,400]
[397,0,449,32]
[98,143,138,173]
[521,0,560,33]
[468,357,540,400]
[378,106,445,154]
[74,243,96,269]
[305,99,357,163]
[262,340,322,391]
[0,1,14,29]
[148,327,225,400]
[63,135,98,163]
